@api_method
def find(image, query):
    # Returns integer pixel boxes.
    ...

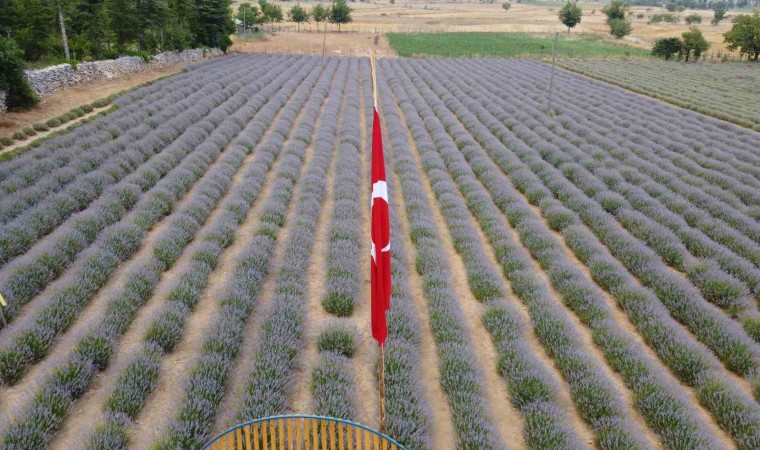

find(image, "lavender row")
[378,64,512,450]
[423,59,760,447]
[405,57,726,449]
[310,59,363,428]
[0,60,283,447]
[321,61,363,318]
[0,58,295,334]
[232,58,348,434]
[522,60,760,172]
[390,59,654,449]
[450,62,760,314]
[361,59,432,450]
[0,59,266,250]
[0,60,237,208]
[85,56,326,449]
[0,60,220,183]
[455,59,760,378]
[486,60,760,254]
[152,58,339,450]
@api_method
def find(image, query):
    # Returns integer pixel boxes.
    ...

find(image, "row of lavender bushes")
[0,57,278,333]
[0,55,288,448]
[397,58,726,449]
[84,56,324,449]
[152,57,340,450]
[415,58,760,448]
[386,60,654,449]
[0,59,290,386]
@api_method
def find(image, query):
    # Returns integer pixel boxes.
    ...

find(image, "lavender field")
[0,54,759,450]
[560,60,760,131]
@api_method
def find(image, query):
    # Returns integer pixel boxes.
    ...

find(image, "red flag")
[371,106,391,346]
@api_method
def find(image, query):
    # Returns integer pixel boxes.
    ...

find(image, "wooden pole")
[369,51,386,435]
[546,32,559,115]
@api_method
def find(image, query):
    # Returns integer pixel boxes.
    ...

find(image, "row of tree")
[237,0,353,32]
[652,11,760,60]
[0,0,236,63]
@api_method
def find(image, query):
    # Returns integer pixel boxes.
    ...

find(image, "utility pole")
[546,32,559,115]
[57,0,70,60]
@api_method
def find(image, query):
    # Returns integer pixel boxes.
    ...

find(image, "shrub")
[317,325,357,358]
[32,122,49,132]
[12,131,26,141]
[46,117,62,127]
[23,127,37,137]
[0,37,39,111]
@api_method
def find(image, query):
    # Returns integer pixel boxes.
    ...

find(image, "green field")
[386,32,650,59]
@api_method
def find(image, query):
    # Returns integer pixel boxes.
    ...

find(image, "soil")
[234,1,735,53]
[231,31,396,58]
[0,64,185,137]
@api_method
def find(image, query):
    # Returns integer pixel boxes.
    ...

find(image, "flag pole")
[369,50,387,436]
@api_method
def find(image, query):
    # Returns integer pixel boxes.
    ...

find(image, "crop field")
[1,54,760,450]
[386,33,650,59]
[560,60,760,131]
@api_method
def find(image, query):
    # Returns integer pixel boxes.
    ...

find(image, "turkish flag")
[371,106,391,346]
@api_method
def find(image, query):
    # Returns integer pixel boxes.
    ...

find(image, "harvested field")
[0,54,759,450]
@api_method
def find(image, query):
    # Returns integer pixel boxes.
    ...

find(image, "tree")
[602,0,628,23]
[329,0,352,31]
[311,3,328,31]
[558,2,582,32]
[194,0,235,51]
[609,17,632,37]
[665,1,677,11]
[711,0,727,24]
[237,2,261,30]
[681,26,710,61]
[289,4,309,31]
[0,37,39,111]
[651,36,683,59]
[259,0,283,32]
[723,11,760,60]
[685,13,702,24]
[502,2,511,12]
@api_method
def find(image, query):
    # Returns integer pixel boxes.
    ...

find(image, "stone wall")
[21,48,223,99]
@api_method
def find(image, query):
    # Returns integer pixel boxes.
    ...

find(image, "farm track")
[2,55,759,450]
